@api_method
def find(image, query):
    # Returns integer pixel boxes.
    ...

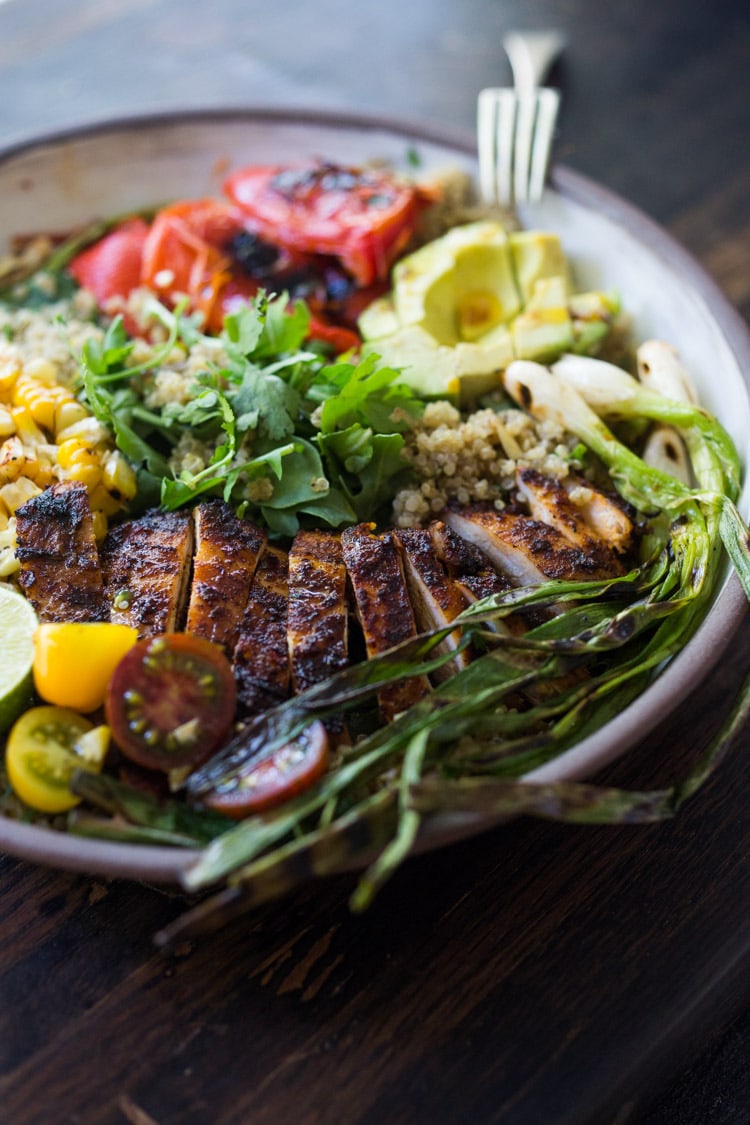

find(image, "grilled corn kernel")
[55,417,110,445]
[19,389,58,433]
[24,357,59,385]
[0,352,21,397]
[102,451,137,501]
[54,398,89,436]
[0,435,25,483]
[0,476,42,512]
[56,438,95,470]
[91,508,109,541]
[9,405,45,448]
[89,483,122,518]
[0,405,14,437]
[63,460,102,490]
[0,547,19,578]
[23,455,55,488]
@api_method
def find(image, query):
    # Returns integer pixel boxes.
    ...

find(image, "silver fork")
[478,30,565,208]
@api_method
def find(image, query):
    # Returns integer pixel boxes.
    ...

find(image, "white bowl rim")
[0,105,748,884]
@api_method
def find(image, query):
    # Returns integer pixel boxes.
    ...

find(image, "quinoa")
[393,400,580,527]
[0,290,103,388]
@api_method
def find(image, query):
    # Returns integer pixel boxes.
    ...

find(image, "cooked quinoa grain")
[0,293,103,388]
[393,401,580,527]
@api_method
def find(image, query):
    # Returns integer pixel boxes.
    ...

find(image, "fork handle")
[503,30,565,97]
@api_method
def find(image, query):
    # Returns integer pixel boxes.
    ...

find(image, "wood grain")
[0,1,748,1123]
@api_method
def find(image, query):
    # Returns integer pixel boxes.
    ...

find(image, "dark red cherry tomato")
[68,218,149,306]
[203,720,329,819]
[105,633,237,771]
[223,162,424,286]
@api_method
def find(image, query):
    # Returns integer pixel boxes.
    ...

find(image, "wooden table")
[1,1,749,1122]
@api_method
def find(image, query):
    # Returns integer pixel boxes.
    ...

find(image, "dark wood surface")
[1,2,749,1122]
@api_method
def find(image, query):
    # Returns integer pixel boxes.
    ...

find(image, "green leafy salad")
[0,162,749,945]
[80,293,424,536]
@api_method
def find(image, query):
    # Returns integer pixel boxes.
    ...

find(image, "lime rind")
[0,583,38,734]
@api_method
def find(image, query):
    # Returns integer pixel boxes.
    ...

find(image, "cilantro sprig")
[78,291,424,534]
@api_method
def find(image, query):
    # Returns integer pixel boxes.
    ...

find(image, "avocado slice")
[362,323,510,401]
[357,294,400,341]
[511,276,574,361]
[392,221,522,345]
[509,231,571,303]
[357,220,620,399]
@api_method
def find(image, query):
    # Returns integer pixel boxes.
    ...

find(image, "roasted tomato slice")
[206,273,261,333]
[105,633,237,771]
[223,162,424,286]
[203,720,329,819]
[140,199,246,325]
[68,218,149,307]
[306,314,361,355]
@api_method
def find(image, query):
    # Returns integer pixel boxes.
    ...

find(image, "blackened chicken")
[15,481,109,622]
[101,508,193,637]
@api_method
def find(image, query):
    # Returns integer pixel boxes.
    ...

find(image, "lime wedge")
[0,584,38,734]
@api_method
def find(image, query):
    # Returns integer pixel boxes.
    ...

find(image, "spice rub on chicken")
[341,523,430,720]
[391,527,470,680]
[514,467,629,568]
[186,500,267,654]
[101,508,194,638]
[287,529,349,696]
[10,457,635,740]
[232,545,290,714]
[14,481,109,622]
[445,495,630,587]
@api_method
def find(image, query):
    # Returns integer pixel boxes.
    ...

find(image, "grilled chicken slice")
[445,505,625,586]
[14,481,108,622]
[287,529,349,698]
[392,527,470,681]
[430,519,523,636]
[561,478,634,554]
[515,468,626,572]
[100,508,193,637]
[233,545,290,714]
[430,518,513,601]
[341,523,430,720]
[185,500,266,653]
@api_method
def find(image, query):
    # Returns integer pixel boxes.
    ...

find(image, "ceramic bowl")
[0,109,748,881]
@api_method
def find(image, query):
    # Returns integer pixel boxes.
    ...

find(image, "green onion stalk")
[72,357,750,943]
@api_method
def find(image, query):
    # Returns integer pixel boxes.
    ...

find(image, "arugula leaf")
[319,429,411,520]
[80,316,135,377]
[71,288,425,535]
[255,292,310,357]
[316,353,423,435]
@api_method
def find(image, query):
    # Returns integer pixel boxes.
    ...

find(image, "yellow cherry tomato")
[33,622,138,713]
[5,705,110,813]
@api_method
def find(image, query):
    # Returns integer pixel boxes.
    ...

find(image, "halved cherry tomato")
[223,162,424,286]
[105,633,237,771]
[203,720,329,819]
[67,217,149,320]
[5,706,109,813]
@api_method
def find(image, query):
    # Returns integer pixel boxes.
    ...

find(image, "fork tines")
[478,85,560,208]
